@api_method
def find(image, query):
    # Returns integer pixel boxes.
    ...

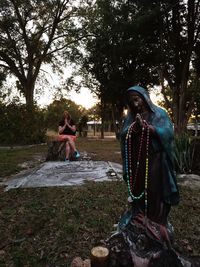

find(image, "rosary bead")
[126,122,150,206]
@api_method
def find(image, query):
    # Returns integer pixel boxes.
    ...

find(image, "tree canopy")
[1,0,199,135]
[76,0,167,128]
[78,0,200,134]
[45,98,85,131]
[157,0,200,133]
[0,0,83,108]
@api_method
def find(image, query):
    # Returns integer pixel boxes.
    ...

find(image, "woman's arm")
[58,124,66,134]
[68,124,76,132]
[58,122,76,134]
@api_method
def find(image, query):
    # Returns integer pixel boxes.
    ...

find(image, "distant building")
[86,120,118,133]
[187,123,200,136]
[87,120,101,132]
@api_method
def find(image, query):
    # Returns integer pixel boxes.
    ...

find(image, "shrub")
[174,134,195,174]
[0,102,46,145]
[77,115,88,137]
[44,98,83,131]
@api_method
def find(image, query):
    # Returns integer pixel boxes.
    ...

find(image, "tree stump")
[90,246,109,267]
[46,140,66,161]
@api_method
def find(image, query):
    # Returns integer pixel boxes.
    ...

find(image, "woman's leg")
[68,140,76,155]
[68,139,80,159]
[65,141,70,160]
[58,135,79,159]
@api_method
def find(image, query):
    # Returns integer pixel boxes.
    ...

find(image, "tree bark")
[160,1,199,136]
[100,98,105,139]
[25,87,34,108]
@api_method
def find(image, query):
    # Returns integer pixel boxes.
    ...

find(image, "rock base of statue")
[105,211,191,267]
[70,257,91,267]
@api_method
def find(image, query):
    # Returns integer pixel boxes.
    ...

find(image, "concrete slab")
[1,160,123,191]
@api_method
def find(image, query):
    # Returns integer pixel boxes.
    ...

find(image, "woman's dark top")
[59,119,76,135]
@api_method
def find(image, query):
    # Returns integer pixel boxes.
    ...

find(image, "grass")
[0,145,47,178]
[0,138,122,179]
[0,182,127,267]
[0,138,199,266]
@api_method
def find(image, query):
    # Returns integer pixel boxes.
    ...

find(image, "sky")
[68,87,98,109]
[4,65,160,109]
[37,84,160,110]
[3,66,98,109]
[37,86,98,109]
[36,64,98,109]
[36,72,160,109]
[37,64,161,108]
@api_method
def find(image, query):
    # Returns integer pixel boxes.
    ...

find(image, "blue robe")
[120,86,179,211]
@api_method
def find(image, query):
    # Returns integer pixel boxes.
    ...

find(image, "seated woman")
[58,110,80,161]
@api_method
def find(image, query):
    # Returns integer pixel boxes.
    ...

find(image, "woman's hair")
[62,110,71,121]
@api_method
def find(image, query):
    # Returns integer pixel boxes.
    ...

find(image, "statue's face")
[127,92,146,113]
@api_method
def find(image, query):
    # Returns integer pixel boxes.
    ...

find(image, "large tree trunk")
[23,78,36,109]
[171,88,185,135]
[111,103,124,139]
[172,86,194,135]
[100,98,105,139]
[159,0,198,136]
[111,103,118,138]
[25,87,34,108]
[100,119,104,139]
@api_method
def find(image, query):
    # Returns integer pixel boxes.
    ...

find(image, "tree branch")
[46,34,93,56]
[5,29,25,77]
[10,0,30,51]
[0,63,10,70]
[0,51,25,84]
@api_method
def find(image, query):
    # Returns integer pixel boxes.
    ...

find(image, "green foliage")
[44,98,84,131]
[174,134,195,174]
[78,0,200,134]
[77,114,88,128]
[77,114,88,136]
[76,0,167,124]
[0,101,46,145]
